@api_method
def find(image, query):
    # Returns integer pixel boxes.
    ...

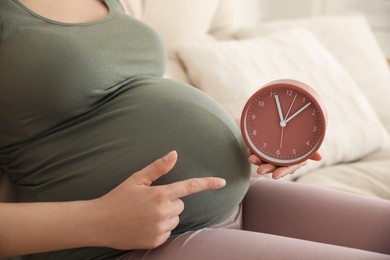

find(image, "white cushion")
[125,0,238,82]
[126,0,220,58]
[178,28,389,176]
[165,58,190,83]
[235,14,390,131]
[296,147,390,200]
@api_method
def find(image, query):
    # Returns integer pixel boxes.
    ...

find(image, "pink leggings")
[120,179,390,259]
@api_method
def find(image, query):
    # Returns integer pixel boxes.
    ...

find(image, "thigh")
[118,228,389,260]
[243,178,390,255]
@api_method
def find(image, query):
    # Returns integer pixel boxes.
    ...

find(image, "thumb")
[310,152,322,161]
[130,151,178,186]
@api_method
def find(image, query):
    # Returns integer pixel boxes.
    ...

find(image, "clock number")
[258,101,265,107]
[306,141,310,146]
[276,149,281,155]
[270,91,276,98]
[262,143,267,149]
[251,114,256,120]
[313,126,317,132]
[312,110,316,116]
[302,97,306,103]
[292,149,296,155]
[286,90,293,96]
[252,130,257,136]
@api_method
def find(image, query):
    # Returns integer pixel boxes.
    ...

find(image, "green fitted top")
[0,0,250,259]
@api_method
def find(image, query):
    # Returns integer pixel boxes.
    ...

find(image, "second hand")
[280,126,284,149]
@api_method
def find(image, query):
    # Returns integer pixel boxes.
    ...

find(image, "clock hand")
[285,102,312,124]
[284,94,297,120]
[279,127,285,149]
[274,95,285,124]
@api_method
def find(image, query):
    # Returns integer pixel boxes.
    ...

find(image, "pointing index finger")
[165,177,226,200]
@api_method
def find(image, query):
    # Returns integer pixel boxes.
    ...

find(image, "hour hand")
[274,95,284,123]
[285,102,312,124]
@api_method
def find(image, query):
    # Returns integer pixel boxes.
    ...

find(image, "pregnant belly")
[8,77,251,233]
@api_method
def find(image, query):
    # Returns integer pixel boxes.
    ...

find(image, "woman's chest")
[0,11,165,146]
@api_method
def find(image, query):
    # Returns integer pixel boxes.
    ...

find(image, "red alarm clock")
[240,79,327,166]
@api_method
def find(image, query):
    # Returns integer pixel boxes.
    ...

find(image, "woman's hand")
[0,151,225,257]
[92,151,226,250]
[247,149,322,179]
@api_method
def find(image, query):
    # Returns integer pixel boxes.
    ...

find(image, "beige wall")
[234,0,323,26]
[234,0,390,56]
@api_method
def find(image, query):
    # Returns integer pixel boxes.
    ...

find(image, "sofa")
[120,0,390,200]
[1,0,390,258]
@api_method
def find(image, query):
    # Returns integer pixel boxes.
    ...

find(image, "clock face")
[241,79,327,166]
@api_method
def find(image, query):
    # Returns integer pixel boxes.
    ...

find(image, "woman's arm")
[0,151,225,257]
[0,200,99,257]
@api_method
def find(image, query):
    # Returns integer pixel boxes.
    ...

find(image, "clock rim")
[240,79,328,166]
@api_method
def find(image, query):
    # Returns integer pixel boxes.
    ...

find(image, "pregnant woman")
[1,0,389,259]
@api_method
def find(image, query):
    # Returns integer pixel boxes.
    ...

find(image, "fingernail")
[274,168,288,179]
[163,150,177,162]
[215,178,226,188]
[249,158,257,164]
[273,174,282,179]
[258,165,271,174]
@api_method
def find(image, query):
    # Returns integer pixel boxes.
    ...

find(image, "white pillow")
[178,28,389,176]
[129,0,223,56]
[235,14,390,131]
[125,0,237,83]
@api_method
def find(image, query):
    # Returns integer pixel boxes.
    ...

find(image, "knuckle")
[153,158,170,172]
[173,215,180,227]
[153,207,168,221]
[210,178,219,189]
[177,199,185,213]
[154,222,167,234]
[152,188,169,203]
[148,233,170,249]
[186,178,200,194]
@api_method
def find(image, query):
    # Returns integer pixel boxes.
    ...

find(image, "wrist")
[81,198,110,248]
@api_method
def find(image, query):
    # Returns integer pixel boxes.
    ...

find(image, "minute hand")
[284,102,312,124]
